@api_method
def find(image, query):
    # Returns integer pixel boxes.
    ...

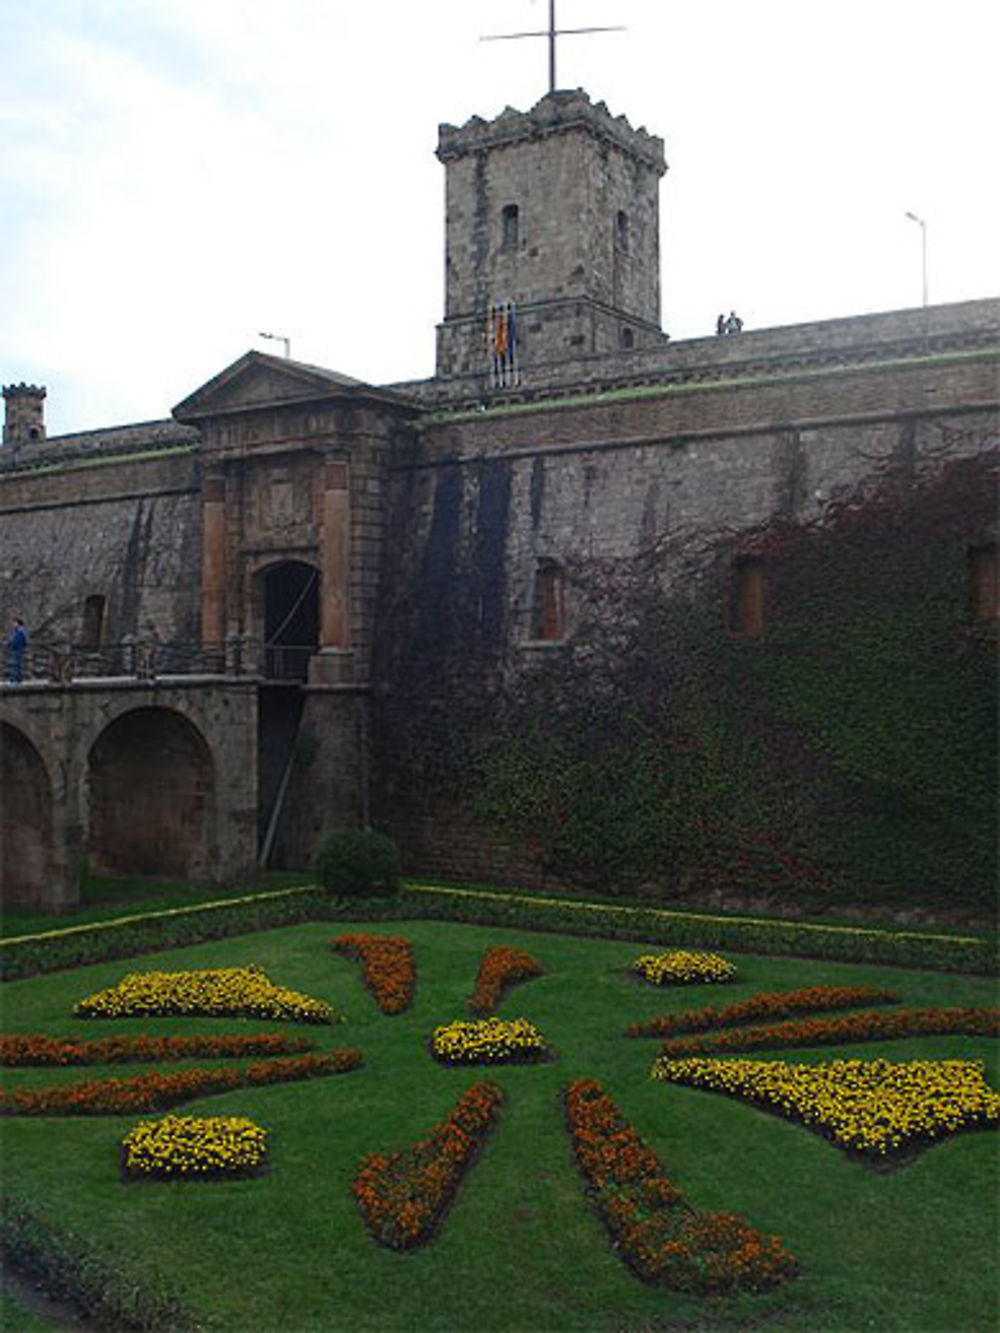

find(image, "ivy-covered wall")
[373,446,997,920]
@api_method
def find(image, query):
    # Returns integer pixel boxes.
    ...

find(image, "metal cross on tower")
[481,0,624,95]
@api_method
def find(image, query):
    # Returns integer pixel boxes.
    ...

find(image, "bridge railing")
[4,640,318,685]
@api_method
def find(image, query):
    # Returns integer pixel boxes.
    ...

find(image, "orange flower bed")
[655,1007,1000,1058]
[353,1081,503,1249]
[627,986,900,1038]
[0,1032,314,1066]
[468,946,543,1014]
[0,1050,362,1116]
[332,934,415,1015]
[564,1078,796,1293]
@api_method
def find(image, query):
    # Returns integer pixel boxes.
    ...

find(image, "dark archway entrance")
[88,708,214,880]
[256,561,319,865]
[0,723,53,903]
[263,560,319,681]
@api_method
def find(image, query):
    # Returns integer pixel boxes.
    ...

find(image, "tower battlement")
[437,88,666,176]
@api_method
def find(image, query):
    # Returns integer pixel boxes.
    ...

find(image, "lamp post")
[258,331,291,358]
[904,212,928,308]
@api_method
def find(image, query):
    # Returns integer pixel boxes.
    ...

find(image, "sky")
[1,0,998,438]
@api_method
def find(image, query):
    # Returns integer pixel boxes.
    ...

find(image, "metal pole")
[905,213,928,308]
[549,0,556,92]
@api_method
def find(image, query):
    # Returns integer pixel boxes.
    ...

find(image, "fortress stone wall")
[1,89,996,909]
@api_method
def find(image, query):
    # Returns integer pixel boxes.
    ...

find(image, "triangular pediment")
[172,351,410,422]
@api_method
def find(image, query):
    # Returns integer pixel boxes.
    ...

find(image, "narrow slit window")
[501,204,519,249]
[615,210,629,252]
[730,557,764,637]
[968,544,998,623]
[531,561,566,641]
[81,594,106,650]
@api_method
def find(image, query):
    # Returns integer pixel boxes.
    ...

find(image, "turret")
[3,383,47,447]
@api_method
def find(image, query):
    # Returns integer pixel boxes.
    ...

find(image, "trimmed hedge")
[1,882,995,981]
[398,885,998,976]
[0,1192,195,1331]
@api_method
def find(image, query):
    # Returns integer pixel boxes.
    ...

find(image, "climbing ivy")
[373,447,997,918]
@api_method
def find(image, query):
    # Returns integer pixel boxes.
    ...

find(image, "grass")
[1,917,998,1332]
[0,870,313,940]
[0,1284,63,1333]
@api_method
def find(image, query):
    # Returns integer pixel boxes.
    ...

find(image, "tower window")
[730,557,764,637]
[531,560,566,641]
[81,594,106,650]
[968,544,998,623]
[620,326,634,349]
[501,204,519,248]
[615,210,629,252]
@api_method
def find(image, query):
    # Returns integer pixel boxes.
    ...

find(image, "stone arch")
[87,706,215,880]
[0,722,54,903]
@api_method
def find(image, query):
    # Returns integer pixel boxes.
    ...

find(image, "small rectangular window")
[501,204,519,248]
[531,561,566,641]
[730,557,764,637]
[968,544,998,623]
[81,594,106,650]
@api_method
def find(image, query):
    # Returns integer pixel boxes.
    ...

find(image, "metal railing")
[3,640,319,685]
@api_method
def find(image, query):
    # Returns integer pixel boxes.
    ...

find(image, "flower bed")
[430,1017,550,1066]
[331,934,414,1014]
[73,965,335,1024]
[564,1079,796,1293]
[121,1115,268,1180]
[631,951,735,986]
[627,985,899,1038]
[0,1032,314,1066]
[0,1050,361,1116]
[468,946,543,1013]
[353,1081,503,1249]
[652,1056,1000,1159]
[653,1006,1000,1058]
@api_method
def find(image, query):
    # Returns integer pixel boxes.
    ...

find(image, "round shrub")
[313,829,401,897]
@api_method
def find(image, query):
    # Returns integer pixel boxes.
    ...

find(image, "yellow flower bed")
[121,1114,268,1179]
[430,1017,550,1065]
[74,965,334,1024]
[652,1056,1000,1158]
[632,951,736,985]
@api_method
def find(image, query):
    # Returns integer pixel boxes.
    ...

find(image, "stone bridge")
[0,675,259,909]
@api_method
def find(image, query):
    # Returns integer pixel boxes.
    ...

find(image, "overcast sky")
[2,0,998,437]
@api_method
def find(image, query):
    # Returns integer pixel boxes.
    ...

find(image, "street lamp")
[904,212,928,308]
[258,331,291,358]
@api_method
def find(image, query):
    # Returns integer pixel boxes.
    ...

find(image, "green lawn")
[0,870,314,940]
[1,919,997,1332]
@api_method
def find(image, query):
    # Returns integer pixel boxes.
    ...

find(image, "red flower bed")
[656,1007,1000,1058]
[0,1050,362,1116]
[0,1033,314,1066]
[332,934,415,1014]
[627,986,899,1038]
[353,1081,503,1250]
[468,946,543,1014]
[564,1078,796,1294]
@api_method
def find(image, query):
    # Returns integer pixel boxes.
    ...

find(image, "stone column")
[312,459,354,684]
[200,470,226,651]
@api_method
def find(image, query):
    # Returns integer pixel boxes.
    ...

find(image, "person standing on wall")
[6,617,27,683]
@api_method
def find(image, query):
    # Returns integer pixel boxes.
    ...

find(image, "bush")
[313,830,401,897]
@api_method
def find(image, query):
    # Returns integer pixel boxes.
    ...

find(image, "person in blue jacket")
[6,618,27,683]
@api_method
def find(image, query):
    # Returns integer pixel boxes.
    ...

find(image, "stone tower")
[435,89,668,386]
[2,383,47,446]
